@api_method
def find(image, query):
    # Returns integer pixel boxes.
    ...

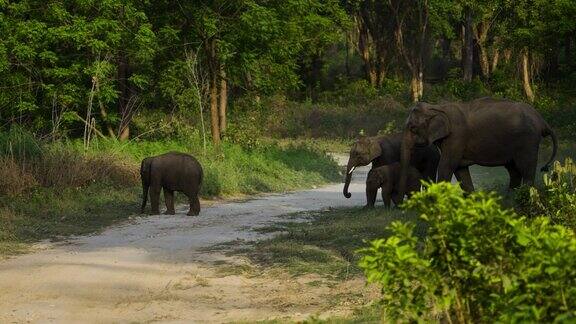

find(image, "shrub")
[359,182,576,323]
[423,77,490,103]
[517,158,576,230]
[0,157,38,196]
[0,126,42,161]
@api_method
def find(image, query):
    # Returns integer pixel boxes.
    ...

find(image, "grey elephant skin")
[343,133,440,207]
[140,152,203,216]
[366,163,422,208]
[399,97,558,197]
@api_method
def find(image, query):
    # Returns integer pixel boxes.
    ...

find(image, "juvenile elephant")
[366,163,422,208]
[399,97,558,198]
[140,152,203,216]
[343,133,440,206]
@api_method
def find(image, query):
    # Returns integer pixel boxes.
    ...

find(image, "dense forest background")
[1,0,576,144]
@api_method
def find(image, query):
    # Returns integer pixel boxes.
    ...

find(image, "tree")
[0,0,156,140]
[500,0,576,102]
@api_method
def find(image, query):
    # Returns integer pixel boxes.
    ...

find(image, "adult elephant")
[141,151,203,216]
[399,97,557,198]
[343,133,440,207]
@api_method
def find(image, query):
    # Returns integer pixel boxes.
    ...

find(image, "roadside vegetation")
[0,127,340,257]
[239,160,576,323]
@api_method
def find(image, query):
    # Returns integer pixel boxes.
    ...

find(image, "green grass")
[71,138,341,197]
[243,208,421,280]
[0,129,341,257]
[0,184,139,255]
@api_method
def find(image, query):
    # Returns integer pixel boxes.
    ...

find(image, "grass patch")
[0,184,139,247]
[244,208,421,280]
[0,128,341,257]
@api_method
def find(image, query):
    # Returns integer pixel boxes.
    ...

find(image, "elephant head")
[398,102,450,199]
[343,136,382,198]
[140,157,153,213]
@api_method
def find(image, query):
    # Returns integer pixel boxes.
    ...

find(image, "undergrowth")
[0,127,340,257]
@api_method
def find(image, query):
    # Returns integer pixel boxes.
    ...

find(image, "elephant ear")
[427,111,450,144]
[368,137,383,160]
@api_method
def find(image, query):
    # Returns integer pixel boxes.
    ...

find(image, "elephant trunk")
[398,130,414,204]
[343,159,356,198]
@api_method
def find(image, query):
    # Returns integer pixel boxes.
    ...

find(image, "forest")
[1,0,576,323]
[1,0,576,141]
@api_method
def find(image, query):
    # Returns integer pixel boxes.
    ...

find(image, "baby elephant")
[366,163,422,208]
[140,152,203,216]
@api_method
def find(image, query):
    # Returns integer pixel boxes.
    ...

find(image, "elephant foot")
[164,210,176,215]
[362,204,375,210]
[187,211,199,216]
[150,209,160,215]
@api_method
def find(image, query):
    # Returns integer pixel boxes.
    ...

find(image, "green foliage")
[0,126,43,160]
[517,159,576,230]
[424,76,490,102]
[253,94,407,139]
[359,182,576,323]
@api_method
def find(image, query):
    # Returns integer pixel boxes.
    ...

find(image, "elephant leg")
[382,187,393,208]
[515,151,538,187]
[391,192,403,207]
[163,189,175,215]
[454,166,474,192]
[436,158,458,184]
[505,163,522,190]
[422,150,440,183]
[188,194,201,216]
[150,186,161,214]
[365,185,378,209]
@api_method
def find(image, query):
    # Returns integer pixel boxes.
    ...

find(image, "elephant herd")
[344,97,558,208]
[139,97,558,215]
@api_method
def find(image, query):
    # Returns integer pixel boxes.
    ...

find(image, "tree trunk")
[521,49,535,103]
[376,61,386,86]
[206,38,221,145]
[218,67,227,137]
[503,49,512,64]
[358,16,377,86]
[345,32,352,78]
[462,9,474,82]
[93,76,116,138]
[491,48,500,73]
[209,73,221,145]
[117,54,131,141]
[478,45,490,78]
[410,69,423,102]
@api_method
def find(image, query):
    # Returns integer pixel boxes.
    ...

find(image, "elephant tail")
[540,124,558,172]
[140,159,152,213]
[141,183,149,213]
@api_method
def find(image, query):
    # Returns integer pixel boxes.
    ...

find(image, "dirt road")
[0,157,377,323]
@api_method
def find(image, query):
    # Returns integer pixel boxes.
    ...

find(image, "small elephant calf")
[365,163,422,208]
[140,152,203,216]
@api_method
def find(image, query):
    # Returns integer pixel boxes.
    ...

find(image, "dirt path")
[0,156,378,323]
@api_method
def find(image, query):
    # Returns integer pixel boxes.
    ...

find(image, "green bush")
[0,126,43,160]
[359,182,576,323]
[423,77,490,103]
[517,158,576,230]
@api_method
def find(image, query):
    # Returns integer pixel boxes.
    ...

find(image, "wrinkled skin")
[343,133,440,207]
[399,97,558,200]
[366,163,422,208]
[141,152,203,216]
